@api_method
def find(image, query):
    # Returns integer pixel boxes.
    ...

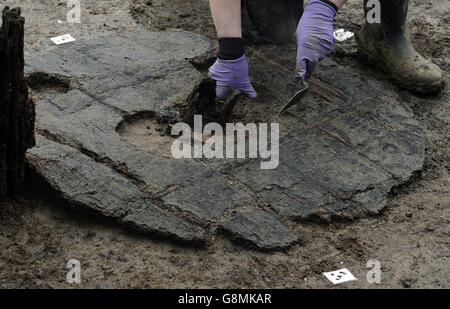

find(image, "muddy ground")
[0,0,448,288]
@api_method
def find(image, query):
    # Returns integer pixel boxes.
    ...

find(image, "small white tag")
[323,268,357,285]
[333,29,354,42]
[51,34,76,45]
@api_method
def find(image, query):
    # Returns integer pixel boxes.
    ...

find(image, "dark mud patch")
[130,0,217,40]
[27,72,75,101]
[409,16,450,68]
[27,72,72,92]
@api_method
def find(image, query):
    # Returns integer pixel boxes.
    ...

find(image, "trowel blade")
[279,82,309,114]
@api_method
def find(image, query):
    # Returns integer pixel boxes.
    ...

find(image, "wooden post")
[182,78,241,127]
[0,7,35,199]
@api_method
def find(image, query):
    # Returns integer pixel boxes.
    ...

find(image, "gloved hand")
[296,0,337,82]
[209,55,257,100]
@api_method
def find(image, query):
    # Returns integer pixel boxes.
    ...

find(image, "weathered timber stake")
[0,7,35,199]
[182,78,241,127]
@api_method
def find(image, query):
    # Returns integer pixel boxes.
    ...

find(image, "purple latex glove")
[209,55,257,100]
[296,0,336,82]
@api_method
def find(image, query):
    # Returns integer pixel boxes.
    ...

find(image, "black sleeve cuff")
[218,37,245,60]
[318,0,339,12]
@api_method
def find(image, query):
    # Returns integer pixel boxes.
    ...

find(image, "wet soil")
[0,0,448,288]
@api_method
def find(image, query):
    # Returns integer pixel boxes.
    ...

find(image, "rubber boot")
[241,0,304,44]
[357,0,445,94]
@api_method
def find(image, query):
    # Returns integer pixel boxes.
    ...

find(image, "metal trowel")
[279,81,309,114]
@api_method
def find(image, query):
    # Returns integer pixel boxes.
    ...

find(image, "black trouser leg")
[242,0,304,44]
